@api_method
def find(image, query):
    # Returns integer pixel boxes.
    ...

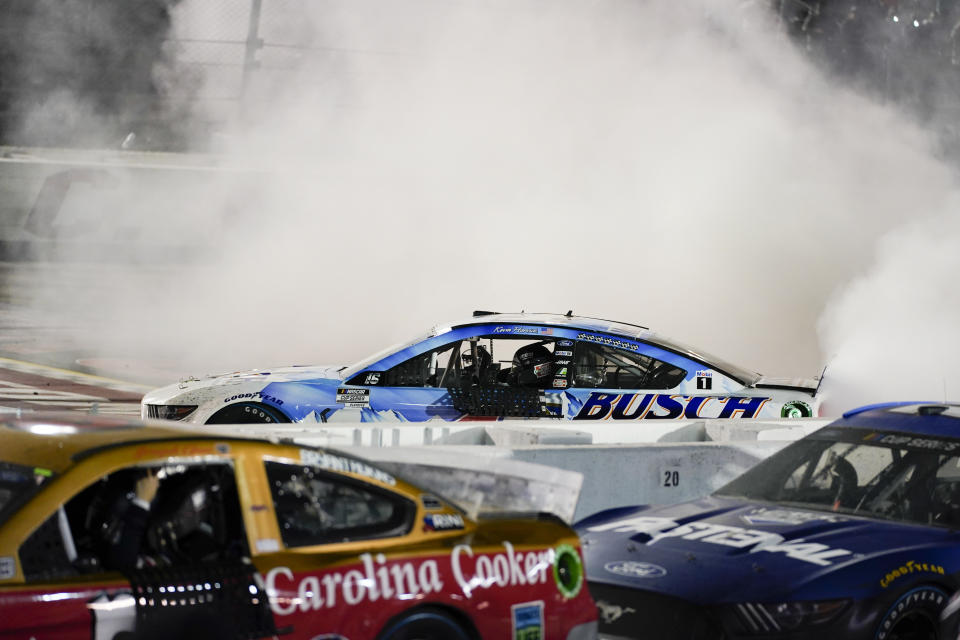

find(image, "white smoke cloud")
[817,203,960,414]
[16,0,960,413]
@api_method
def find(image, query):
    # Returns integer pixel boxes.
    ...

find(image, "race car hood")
[142,365,344,405]
[576,496,960,604]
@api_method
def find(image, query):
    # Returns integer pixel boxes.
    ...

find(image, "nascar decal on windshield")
[573,393,770,420]
[740,508,847,527]
[862,432,960,453]
[300,449,396,486]
[336,388,370,408]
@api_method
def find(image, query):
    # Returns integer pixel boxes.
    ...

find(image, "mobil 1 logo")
[695,370,712,390]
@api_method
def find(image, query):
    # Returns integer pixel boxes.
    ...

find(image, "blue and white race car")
[576,402,960,640]
[142,311,818,424]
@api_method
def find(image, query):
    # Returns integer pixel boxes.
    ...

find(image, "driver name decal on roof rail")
[493,326,554,335]
[587,516,852,566]
[573,393,771,420]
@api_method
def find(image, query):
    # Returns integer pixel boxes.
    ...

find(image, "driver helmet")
[512,343,553,386]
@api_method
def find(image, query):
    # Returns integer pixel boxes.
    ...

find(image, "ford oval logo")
[604,561,667,579]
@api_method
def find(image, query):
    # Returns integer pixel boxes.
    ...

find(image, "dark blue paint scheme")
[575,403,960,639]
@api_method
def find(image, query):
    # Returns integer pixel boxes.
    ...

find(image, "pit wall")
[188,418,830,522]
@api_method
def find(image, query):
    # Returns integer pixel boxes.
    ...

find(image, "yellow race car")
[0,414,597,640]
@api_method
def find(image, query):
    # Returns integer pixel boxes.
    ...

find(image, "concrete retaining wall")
[187,418,830,521]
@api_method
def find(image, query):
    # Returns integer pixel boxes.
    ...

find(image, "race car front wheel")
[377,607,473,640]
[875,585,948,640]
[206,402,290,424]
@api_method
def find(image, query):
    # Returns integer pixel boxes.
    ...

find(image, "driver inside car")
[510,343,554,388]
[91,469,160,572]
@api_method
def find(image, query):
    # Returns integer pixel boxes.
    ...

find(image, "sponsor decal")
[300,449,396,486]
[267,554,443,614]
[741,507,847,527]
[604,560,667,579]
[573,393,770,420]
[780,400,812,418]
[880,561,945,588]
[696,370,713,391]
[597,600,636,624]
[512,601,544,640]
[423,513,465,532]
[553,544,584,599]
[0,556,14,580]
[265,543,556,614]
[421,494,444,510]
[558,340,573,347]
[336,388,370,408]
[587,516,852,566]
[555,350,573,357]
[224,391,284,406]
[556,368,568,376]
[552,379,568,388]
[454,542,555,597]
[554,359,571,366]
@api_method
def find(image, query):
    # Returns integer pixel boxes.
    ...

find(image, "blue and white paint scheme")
[142,312,818,425]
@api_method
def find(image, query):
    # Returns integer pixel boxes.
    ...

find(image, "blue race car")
[142,311,818,424]
[575,402,960,640]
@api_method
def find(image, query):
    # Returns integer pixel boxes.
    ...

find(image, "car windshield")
[716,427,960,528]
[0,461,53,526]
[340,330,436,380]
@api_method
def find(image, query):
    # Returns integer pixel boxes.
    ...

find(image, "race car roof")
[0,414,216,473]
[830,402,960,438]
[445,312,761,384]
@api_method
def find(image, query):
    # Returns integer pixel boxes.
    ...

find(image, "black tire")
[875,586,948,640]
[378,608,472,640]
[206,402,289,424]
